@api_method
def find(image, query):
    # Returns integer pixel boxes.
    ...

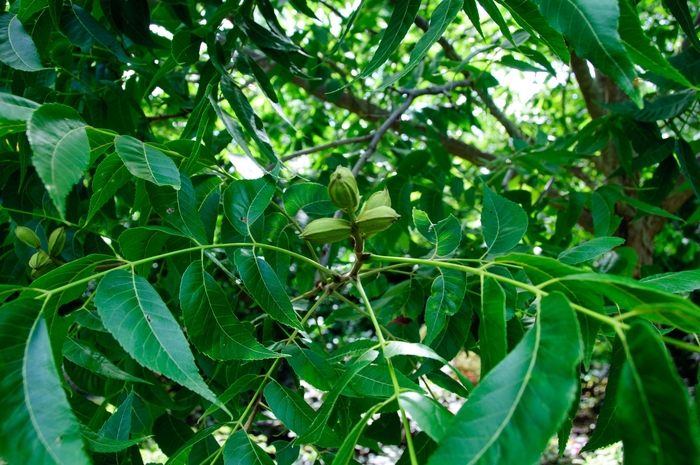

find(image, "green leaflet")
[601,89,697,122]
[262,212,291,284]
[220,78,279,164]
[283,182,336,217]
[264,381,341,447]
[379,0,463,89]
[478,0,514,45]
[332,401,386,465]
[0,92,39,136]
[115,135,181,189]
[530,0,642,107]
[59,4,130,63]
[87,152,132,223]
[399,392,453,442]
[17,0,47,22]
[356,0,422,80]
[164,424,223,465]
[236,14,300,53]
[146,172,209,245]
[581,336,624,452]
[234,249,302,330]
[210,94,255,161]
[481,183,528,254]
[427,293,581,465]
[234,52,295,127]
[99,392,134,440]
[424,268,466,345]
[0,12,44,71]
[497,0,569,62]
[153,413,195,456]
[662,0,700,53]
[383,340,474,392]
[478,277,507,376]
[101,0,161,48]
[618,0,694,89]
[94,270,230,415]
[676,138,700,201]
[348,364,422,397]
[496,253,604,369]
[118,226,188,276]
[283,345,338,391]
[172,30,201,66]
[557,236,626,265]
[27,103,90,219]
[223,430,274,464]
[80,423,145,453]
[224,175,276,236]
[640,269,700,294]
[63,338,148,383]
[296,349,379,444]
[0,299,89,465]
[27,254,113,367]
[560,272,700,333]
[617,322,699,464]
[413,208,462,256]
[180,261,280,360]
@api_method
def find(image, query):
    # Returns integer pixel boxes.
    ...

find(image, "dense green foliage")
[1,0,700,463]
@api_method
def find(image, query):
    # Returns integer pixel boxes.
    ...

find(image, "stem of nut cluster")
[353,277,418,465]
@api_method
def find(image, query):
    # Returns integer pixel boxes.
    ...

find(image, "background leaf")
[181,261,280,360]
[87,152,132,223]
[380,0,463,89]
[357,0,422,79]
[0,13,43,71]
[147,173,209,245]
[284,182,336,217]
[662,0,700,52]
[557,237,626,264]
[63,338,147,383]
[223,429,274,465]
[531,0,641,106]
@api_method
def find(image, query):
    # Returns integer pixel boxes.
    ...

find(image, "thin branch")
[281,134,373,162]
[351,96,414,175]
[352,79,473,175]
[413,13,527,141]
[147,110,191,122]
[476,88,527,141]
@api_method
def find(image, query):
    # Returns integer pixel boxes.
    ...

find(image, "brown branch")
[569,52,606,119]
[289,75,493,165]
[147,110,191,122]
[281,135,373,162]
[352,79,474,175]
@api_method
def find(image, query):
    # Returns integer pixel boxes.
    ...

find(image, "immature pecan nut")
[355,206,401,237]
[300,218,353,243]
[328,166,360,213]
